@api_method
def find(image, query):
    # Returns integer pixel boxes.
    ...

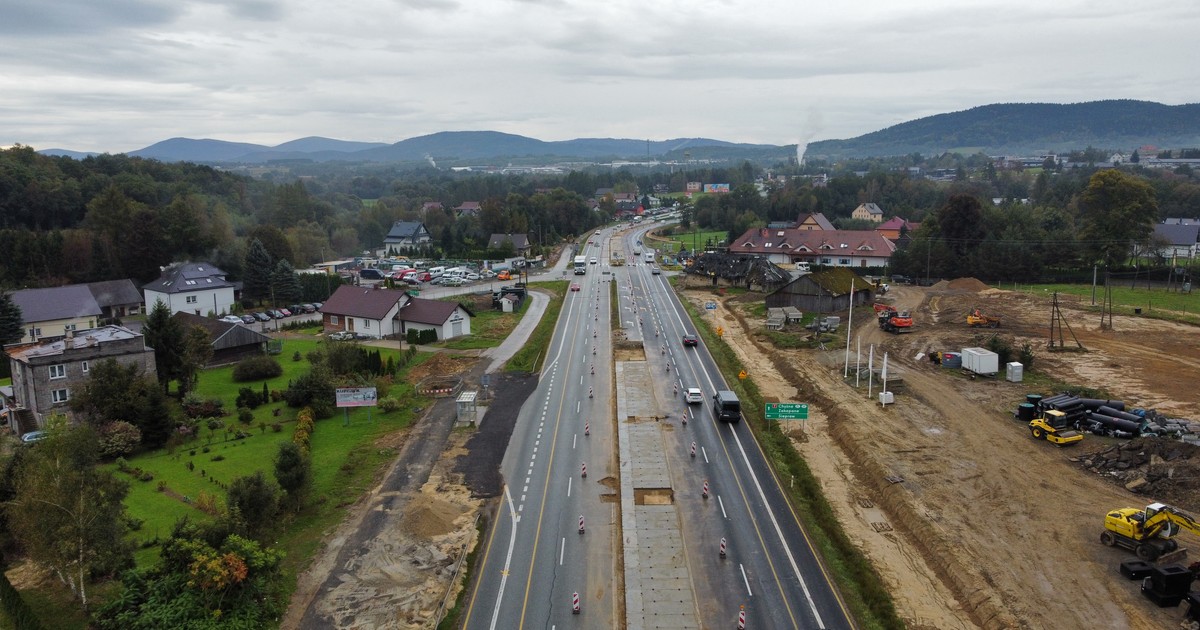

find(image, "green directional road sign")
[765,402,809,420]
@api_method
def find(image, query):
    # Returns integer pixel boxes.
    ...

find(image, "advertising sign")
[336,387,378,408]
[703,183,731,193]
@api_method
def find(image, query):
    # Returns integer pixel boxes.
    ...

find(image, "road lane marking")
[718,495,728,519]
[740,564,753,597]
[702,447,709,463]
[486,485,521,630]
[567,476,572,497]
[572,434,576,449]
[559,538,565,565]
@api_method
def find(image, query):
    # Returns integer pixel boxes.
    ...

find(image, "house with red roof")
[876,217,920,241]
[318,285,473,340]
[728,227,896,269]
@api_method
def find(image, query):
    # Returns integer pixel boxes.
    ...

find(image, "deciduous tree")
[142,299,184,393]
[1076,170,1159,267]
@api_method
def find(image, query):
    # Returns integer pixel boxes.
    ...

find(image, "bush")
[211,455,226,462]
[406,328,420,345]
[1019,342,1035,369]
[236,387,264,410]
[378,397,401,413]
[99,421,142,458]
[271,422,283,433]
[181,395,225,419]
[237,407,254,425]
[293,351,302,361]
[232,355,284,382]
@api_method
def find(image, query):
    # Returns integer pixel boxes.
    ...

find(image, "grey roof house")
[9,285,103,343]
[487,233,531,254]
[383,221,432,251]
[87,279,143,318]
[142,262,238,317]
[1151,223,1200,259]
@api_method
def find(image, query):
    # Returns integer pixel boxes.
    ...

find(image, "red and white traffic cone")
[572,591,581,614]
[702,480,709,499]
[719,537,727,557]
[584,422,590,436]
[682,412,687,426]
[673,384,678,396]
[737,605,745,629]
[690,442,696,458]
[579,514,585,534]
[589,387,593,398]
[581,463,587,478]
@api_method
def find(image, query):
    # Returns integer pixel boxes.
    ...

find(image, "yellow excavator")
[1101,502,1200,561]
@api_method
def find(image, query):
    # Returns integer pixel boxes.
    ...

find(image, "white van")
[427,266,446,279]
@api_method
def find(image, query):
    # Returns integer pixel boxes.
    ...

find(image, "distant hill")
[131,138,272,162]
[807,100,1200,159]
[38,148,98,159]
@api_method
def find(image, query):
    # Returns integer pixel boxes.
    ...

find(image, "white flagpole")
[868,344,875,398]
[882,352,889,406]
[855,336,862,387]
[843,278,855,377]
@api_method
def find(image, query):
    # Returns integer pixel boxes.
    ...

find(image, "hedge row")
[293,407,315,454]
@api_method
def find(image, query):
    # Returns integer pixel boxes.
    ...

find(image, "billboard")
[335,387,378,408]
[703,183,730,193]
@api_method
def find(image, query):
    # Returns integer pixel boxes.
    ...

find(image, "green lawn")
[114,338,429,570]
[505,282,566,373]
[435,295,530,350]
[654,228,727,252]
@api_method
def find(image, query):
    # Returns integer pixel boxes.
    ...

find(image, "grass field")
[1004,282,1200,325]
[114,338,429,570]
[505,281,566,373]
[437,296,529,350]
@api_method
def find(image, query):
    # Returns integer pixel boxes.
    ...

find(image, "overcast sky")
[2,0,1198,154]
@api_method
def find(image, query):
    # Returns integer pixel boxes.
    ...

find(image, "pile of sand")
[930,277,991,292]
[408,353,472,382]
[401,493,466,539]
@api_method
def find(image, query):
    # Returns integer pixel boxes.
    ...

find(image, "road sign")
[716,326,724,337]
[738,370,748,380]
[765,402,809,420]
[705,301,717,310]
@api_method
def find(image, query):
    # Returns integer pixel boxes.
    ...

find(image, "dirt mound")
[408,353,473,382]
[1076,438,1200,510]
[401,493,466,539]
[930,277,990,292]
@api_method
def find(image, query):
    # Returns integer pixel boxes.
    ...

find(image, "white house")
[397,298,473,341]
[729,227,897,269]
[318,285,474,340]
[142,262,238,316]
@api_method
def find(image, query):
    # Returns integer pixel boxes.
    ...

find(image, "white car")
[219,315,244,324]
[685,388,704,404]
[590,257,598,265]
[464,272,481,281]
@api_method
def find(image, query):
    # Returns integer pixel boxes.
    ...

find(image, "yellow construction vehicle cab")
[966,309,1001,328]
[1102,502,1200,561]
[1029,410,1083,446]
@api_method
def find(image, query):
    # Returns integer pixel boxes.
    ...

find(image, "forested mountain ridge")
[807,100,1200,159]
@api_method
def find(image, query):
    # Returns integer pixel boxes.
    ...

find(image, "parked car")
[267,310,285,319]
[312,302,323,310]
[464,272,481,281]
[300,304,316,313]
[442,277,465,287]
[253,312,272,322]
[328,331,354,341]
[278,308,292,317]
[219,315,243,324]
[481,269,496,278]
[20,431,47,444]
[682,334,699,347]
[240,314,257,324]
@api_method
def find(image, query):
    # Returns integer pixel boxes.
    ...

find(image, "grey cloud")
[199,0,287,21]
[0,0,183,35]
[392,0,461,12]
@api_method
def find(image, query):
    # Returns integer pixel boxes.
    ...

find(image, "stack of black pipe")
[1036,394,1088,428]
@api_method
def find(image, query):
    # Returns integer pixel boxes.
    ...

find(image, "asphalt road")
[621,225,855,630]
[462,234,618,628]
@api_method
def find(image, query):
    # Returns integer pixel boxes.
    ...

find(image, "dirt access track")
[690,281,1200,630]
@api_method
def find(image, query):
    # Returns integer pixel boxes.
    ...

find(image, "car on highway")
[685,388,704,404]
[651,266,661,275]
[682,334,699,347]
[219,315,243,324]
[570,283,581,292]
[589,257,598,265]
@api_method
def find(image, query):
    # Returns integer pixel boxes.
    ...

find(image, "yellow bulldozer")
[966,308,1001,328]
[1029,410,1083,446]
[1101,502,1200,561]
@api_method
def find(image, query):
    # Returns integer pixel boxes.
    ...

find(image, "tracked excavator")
[874,304,914,334]
[1101,502,1200,561]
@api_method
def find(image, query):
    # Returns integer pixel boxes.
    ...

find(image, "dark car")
[253,312,271,322]
[240,314,257,324]
[267,310,284,319]
[312,302,323,310]
[300,303,316,313]
[682,334,699,347]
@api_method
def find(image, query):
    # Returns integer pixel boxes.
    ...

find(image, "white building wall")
[145,288,236,317]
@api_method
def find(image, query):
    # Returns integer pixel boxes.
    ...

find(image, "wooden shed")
[171,312,271,366]
[764,268,874,314]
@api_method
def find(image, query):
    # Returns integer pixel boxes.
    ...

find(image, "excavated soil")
[687,281,1200,630]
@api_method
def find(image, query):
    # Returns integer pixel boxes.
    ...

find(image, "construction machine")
[1029,409,1084,446]
[1101,502,1200,561]
[966,308,1001,328]
[875,304,914,334]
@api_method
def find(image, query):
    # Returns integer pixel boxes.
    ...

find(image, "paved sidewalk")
[482,289,550,373]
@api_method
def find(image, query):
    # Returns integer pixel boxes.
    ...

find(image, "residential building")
[851,202,885,223]
[685,182,702,193]
[143,262,237,317]
[171,312,272,366]
[87,279,143,319]
[876,217,920,241]
[318,285,474,340]
[319,286,408,339]
[421,201,445,214]
[1151,223,1200,259]
[397,299,474,341]
[487,233,532,255]
[9,285,103,343]
[382,221,433,252]
[765,268,875,314]
[728,227,897,269]
[795,212,836,231]
[5,325,155,432]
[453,201,481,217]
